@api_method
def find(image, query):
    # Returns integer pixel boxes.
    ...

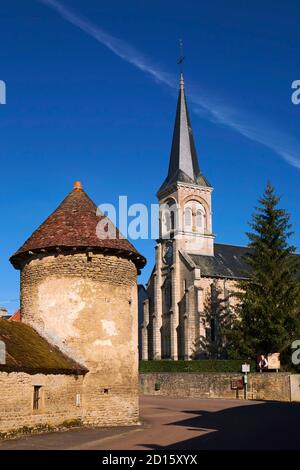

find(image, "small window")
[33,386,42,410]
[75,393,81,407]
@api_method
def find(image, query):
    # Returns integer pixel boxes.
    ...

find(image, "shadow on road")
[139,401,300,450]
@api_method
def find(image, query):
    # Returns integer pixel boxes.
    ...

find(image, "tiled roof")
[10,183,146,270]
[9,309,20,322]
[0,318,87,375]
[187,243,251,279]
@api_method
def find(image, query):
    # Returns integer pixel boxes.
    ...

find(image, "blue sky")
[1,0,300,313]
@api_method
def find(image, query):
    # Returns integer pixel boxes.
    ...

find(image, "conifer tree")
[228,183,300,359]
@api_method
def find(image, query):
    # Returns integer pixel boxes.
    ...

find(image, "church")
[141,73,250,361]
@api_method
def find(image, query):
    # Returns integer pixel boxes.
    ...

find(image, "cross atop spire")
[158,73,211,195]
[177,39,185,73]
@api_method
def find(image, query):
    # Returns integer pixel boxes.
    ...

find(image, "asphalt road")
[1,396,300,450]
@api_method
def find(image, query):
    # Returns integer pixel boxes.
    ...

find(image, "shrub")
[139,359,256,373]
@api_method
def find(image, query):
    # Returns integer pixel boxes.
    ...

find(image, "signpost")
[242,363,250,399]
[267,353,280,372]
[231,379,244,390]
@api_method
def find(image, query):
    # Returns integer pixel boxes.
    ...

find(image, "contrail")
[39,0,300,170]
[38,0,175,88]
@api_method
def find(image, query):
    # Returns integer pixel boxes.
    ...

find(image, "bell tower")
[149,73,214,360]
[157,73,214,256]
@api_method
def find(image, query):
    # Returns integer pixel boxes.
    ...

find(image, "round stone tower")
[10,182,146,426]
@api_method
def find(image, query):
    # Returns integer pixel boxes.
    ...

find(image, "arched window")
[165,283,172,309]
[164,211,171,233]
[161,199,177,236]
[196,209,203,228]
[170,210,175,230]
[184,200,206,232]
[184,207,192,228]
[163,278,172,311]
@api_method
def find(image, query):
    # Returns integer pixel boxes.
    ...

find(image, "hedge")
[140,359,257,373]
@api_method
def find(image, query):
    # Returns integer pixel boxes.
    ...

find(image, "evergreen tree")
[228,183,300,359]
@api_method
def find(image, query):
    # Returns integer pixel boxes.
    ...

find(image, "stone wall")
[249,373,292,401]
[140,372,299,402]
[0,372,83,435]
[20,252,139,426]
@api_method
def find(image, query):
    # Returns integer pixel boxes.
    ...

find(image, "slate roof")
[0,318,87,375]
[187,243,251,279]
[158,74,211,194]
[10,182,146,270]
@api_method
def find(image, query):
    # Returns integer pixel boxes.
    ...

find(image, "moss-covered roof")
[0,319,87,375]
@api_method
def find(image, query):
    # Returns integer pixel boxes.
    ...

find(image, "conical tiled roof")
[10,182,146,270]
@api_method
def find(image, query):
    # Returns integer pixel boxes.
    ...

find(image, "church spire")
[158,73,211,195]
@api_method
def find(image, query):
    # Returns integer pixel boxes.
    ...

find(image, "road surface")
[0,396,299,450]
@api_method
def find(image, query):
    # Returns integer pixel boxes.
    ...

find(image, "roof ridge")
[214,242,248,249]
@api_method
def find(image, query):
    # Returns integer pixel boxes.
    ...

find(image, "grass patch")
[0,419,83,440]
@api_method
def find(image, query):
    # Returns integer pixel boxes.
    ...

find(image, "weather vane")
[177,39,185,72]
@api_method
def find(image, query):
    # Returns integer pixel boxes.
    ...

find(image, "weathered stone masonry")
[1,182,146,435]
[0,372,84,434]
[20,253,139,426]
[140,372,300,402]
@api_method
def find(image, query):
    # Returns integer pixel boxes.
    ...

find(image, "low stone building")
[0,181,146,436]
[0,318,86,436]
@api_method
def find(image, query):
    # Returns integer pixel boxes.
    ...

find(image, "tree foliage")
[227,183,300,359]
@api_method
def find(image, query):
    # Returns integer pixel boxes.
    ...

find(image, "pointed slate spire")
[158,74,211,194]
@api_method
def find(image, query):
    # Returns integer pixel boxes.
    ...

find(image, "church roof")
[0,318,87,375]
[158,74,211,194]
[186,243,251,279]
[10,182,146,270]
[187,243,300,280]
